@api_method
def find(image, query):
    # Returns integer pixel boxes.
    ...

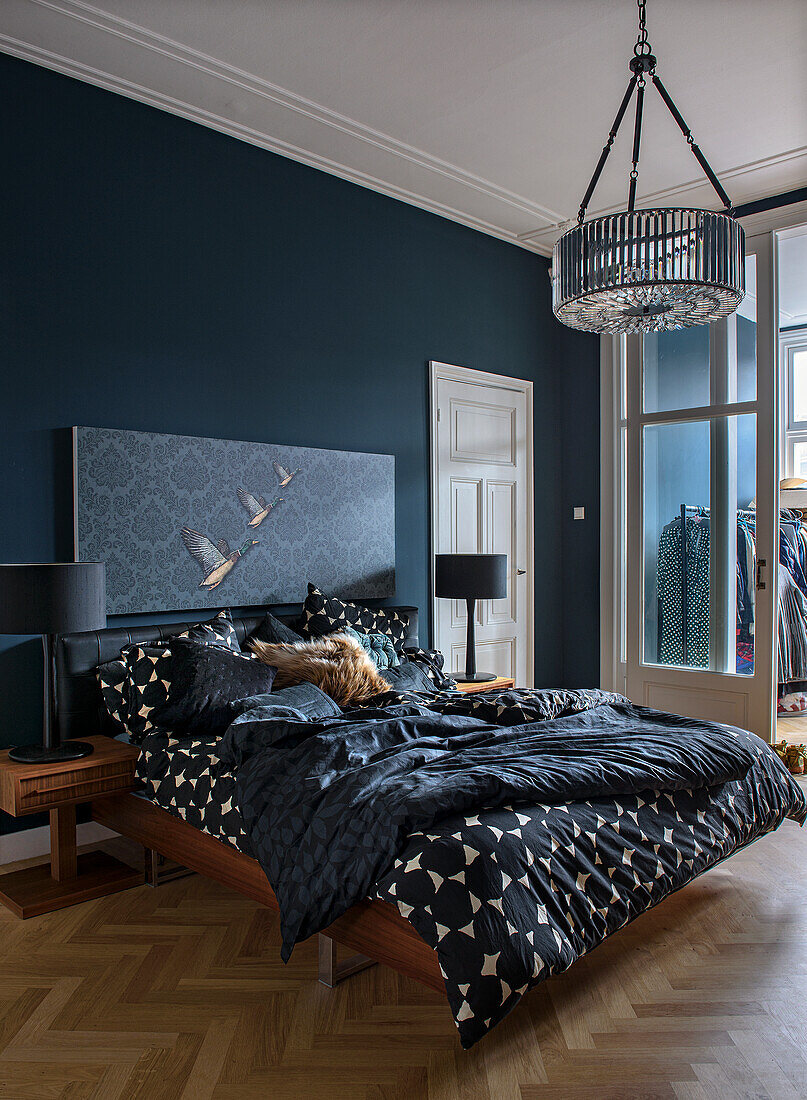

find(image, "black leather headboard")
[55,606,419,741]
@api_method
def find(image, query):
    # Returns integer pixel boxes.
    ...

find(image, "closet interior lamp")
[551,0,745,335]
[0,563,106,763]
[435,553,508,683]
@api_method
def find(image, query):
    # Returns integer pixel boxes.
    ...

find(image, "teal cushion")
[343,625,400,669]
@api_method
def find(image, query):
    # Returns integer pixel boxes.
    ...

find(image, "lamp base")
[8,742,94,764]
[458,672,499,683]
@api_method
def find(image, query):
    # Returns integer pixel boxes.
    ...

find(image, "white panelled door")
[430,363,533,686]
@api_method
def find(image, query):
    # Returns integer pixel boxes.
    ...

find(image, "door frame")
[429,361,535,684]
[602,202,807,700]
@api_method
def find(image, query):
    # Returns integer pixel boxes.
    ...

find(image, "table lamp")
[0,563,106,763]
[435,553,507,682]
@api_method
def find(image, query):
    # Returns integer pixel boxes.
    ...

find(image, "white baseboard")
[0,822,118,866]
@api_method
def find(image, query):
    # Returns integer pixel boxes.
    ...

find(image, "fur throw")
[250,633,391,706]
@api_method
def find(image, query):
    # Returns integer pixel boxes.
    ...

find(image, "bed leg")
[317,934,377,987]
[144,848,196,887]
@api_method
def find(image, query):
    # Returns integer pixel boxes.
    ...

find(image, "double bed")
[55,604,806,1048]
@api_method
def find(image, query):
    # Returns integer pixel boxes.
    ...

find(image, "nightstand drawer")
[0,736,138,818]
[16,766,134,813]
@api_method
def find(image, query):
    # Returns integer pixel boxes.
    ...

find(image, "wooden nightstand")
[455,677,515,694]
[0,735,142,918]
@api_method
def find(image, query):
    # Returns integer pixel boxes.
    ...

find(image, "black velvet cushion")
[300,584,408,652]
[244,611,303,649]
[148,638,277,736]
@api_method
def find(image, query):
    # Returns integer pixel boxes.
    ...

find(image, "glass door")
[625,232,778,740]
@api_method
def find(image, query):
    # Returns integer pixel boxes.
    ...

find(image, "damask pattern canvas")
[73,426,395,614]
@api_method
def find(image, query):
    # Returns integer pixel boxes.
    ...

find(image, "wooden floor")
[0,811,805,1100]
[777,713,807,746]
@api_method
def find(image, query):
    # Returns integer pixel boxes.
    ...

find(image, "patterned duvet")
[135,687,806,1048]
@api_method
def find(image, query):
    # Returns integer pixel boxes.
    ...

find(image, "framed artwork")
[73,426,395,615]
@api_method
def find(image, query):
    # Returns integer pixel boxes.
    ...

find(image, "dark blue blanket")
[218,695,762,959]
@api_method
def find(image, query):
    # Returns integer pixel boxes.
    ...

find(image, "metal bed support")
[318,934,377,987]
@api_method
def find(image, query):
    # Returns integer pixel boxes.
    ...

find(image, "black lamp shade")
[434,554,507,601]
[0,563,106,635]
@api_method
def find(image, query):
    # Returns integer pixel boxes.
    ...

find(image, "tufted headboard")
[54,606,419,742]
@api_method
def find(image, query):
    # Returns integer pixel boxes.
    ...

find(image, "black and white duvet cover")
[135,730,252,854]
[217,687,807,1047]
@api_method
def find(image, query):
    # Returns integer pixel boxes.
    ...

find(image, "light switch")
[573,506,585,520]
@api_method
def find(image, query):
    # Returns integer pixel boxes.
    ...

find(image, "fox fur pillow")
[249,633,391,706]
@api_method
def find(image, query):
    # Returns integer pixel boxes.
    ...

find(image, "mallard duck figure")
[273,461,301,488]
[181,528,258,589]
[236,488,284,528]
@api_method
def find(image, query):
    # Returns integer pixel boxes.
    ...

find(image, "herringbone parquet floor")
[0,810,805,1100]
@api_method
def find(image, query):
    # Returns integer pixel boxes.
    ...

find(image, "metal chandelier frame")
[551,0,746,335]
[576,0,731,226]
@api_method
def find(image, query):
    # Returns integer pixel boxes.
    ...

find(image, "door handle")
[756,558,766,591]
[517,569,526,576]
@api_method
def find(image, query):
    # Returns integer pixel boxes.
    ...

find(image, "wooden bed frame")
[92,790,445,993]
[59,603,445,994]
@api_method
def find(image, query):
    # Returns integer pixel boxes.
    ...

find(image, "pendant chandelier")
[551,0,745,335]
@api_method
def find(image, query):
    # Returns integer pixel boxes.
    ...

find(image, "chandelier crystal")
[551,0,745,335]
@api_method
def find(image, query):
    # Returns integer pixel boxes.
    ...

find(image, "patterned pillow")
[343,626,399,669]
[122,643,174,743]
[96,658,130,733]
[300,584,408,652]
[403,647,457,690]
[175,609,240,652]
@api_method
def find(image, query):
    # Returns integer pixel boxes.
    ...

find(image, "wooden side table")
[0,735,142,918]
[455,677,515,694]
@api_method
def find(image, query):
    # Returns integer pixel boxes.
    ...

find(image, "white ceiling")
[2,0,806,255]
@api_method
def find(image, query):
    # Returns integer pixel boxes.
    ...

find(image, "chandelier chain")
[575,0,733,222]
[634,0,652,57]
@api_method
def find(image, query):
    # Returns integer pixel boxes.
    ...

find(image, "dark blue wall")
[0,55,600,833]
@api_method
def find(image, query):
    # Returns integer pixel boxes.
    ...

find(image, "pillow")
[343,625,399,669]
[175,608,240,652]
[300,584,408,652]
[403,647,457,690]
[378,659,437,694]
[250,632,391,706]
[133,638,277,737]
[105,611,240,739]
[244,611,303,649]
[228,682,343,722]
[121,642,175,742]
[96,658,130,733]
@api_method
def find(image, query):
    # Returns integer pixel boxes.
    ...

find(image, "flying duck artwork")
[273,461,301,488]
[237,488,284,528]
[179,458,302,593]
[74,427,395,613]
[181,528,259,589]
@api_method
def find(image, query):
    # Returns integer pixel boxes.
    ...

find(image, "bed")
[55,606,807,1048]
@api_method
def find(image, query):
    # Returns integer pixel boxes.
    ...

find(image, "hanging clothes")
[657,513,710,668]
[778,562,807,685]
[656,505,807,688]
